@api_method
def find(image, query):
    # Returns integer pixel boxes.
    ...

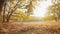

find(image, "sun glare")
[33,0,52,17]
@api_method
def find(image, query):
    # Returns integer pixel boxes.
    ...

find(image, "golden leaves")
[10,0,14,2]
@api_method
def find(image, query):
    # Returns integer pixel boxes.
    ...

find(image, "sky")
[33,0,53,17]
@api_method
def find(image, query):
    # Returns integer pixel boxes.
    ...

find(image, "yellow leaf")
[10,0,14,2]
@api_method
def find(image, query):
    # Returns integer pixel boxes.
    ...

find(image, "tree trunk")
[6,1,19,22]
[3,1,6,22]
[0,0,6,23]
[0,0,5,15]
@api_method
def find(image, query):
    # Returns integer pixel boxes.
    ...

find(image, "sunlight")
[33,0,52,17]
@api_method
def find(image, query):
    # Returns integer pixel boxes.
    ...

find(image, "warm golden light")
[33,0,52,17]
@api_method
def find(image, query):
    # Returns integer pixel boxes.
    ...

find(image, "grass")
[0,22,60,34]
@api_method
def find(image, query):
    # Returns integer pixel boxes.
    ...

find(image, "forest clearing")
[0,0,60,34]
[0,22,60,34]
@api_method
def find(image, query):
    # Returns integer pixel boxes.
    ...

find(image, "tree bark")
[0,0,5,15]
[3,1,6,22]
[0,0,6,23]
[6,1,19,22]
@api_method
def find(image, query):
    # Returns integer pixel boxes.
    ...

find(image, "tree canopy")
[46,2,60,22]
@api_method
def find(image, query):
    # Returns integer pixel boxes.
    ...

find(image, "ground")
[0,22,60,34]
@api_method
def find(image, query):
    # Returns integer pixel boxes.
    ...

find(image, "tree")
[47,2,60,22]
[10,10,34,22]
[26,0,39,16]
[1,0,28,22]
[0,0,39,23]
[0,0,5,15]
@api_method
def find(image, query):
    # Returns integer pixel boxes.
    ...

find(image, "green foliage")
[10,10,34,22]
[0,0,39,22]
[41,16,54,21]
[9,0,39,22]
[46,2,60,22]
[10,0,14,3]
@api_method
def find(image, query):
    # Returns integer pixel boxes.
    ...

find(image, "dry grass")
[0,22,60,34]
